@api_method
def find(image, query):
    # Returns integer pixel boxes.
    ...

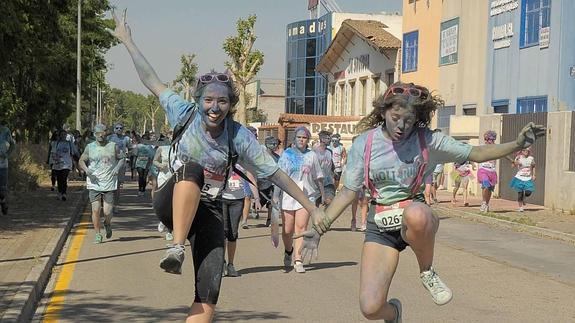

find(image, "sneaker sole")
[160,257,182,274]
[388,298,402,323]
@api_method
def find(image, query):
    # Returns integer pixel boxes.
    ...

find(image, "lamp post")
[75,0,82,131]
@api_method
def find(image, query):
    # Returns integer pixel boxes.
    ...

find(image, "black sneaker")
[265,218,271,227]
[0,203,7,215]
[104,221,113,239]
[61,194,67,201]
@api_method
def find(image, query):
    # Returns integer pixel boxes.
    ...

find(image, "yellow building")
[400,0,442,93]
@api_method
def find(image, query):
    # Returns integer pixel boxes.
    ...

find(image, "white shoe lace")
[422,269,447,295]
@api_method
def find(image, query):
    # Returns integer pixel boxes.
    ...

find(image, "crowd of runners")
[0,8,547,323]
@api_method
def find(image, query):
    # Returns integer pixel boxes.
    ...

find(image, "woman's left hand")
[516,122,546,148]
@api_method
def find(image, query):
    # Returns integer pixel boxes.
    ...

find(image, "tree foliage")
[223,15,264,125]
[174,53,198,101]
[105,88,165,134]
[0,0,116,142]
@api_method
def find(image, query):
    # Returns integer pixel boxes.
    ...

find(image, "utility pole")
[75,0,82,131]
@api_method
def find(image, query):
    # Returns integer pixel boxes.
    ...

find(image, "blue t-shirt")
[0,126,14,169]
[159,90,279,199]
[344,126,472,205]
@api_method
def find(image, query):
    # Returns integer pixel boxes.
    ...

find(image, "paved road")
[35,184,575,322]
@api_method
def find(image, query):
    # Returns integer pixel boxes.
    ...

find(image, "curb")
[434,205,575,245]
[1,190,88,323]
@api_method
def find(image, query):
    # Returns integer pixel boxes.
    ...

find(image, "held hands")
[516,122,546,149]
[108,9,133,44]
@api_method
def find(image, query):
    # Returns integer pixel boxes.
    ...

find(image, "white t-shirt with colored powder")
[278,147,324,210]
[514,155,535,181]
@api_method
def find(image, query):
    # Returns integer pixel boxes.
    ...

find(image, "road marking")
[42,209,91,322]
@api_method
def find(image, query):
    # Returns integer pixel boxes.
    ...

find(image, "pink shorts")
[477,168,498,189]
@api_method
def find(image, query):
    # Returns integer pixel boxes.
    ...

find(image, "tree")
[144,94,161,133]
[223,15,264,125]
[0,0,116,141]
[173,53,198,101]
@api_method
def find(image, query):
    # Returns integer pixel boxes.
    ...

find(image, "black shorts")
[258,186,274,207]
[363,203,409,252]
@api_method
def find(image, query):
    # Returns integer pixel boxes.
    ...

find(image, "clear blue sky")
[105,0,402,94]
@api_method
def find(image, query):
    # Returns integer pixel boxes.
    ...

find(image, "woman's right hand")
[109,9,133,45]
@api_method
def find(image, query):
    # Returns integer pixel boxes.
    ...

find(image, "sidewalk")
[434,189,575,244]
[0,181,87,322]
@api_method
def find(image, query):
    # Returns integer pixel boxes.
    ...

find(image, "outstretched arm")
[109,9,167,97]
[468,123,545,163]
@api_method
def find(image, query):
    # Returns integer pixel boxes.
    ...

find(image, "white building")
[317,19,401,117]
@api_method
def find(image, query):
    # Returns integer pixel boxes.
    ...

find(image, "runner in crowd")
[451,161,474,207]
[0,123,15,215]
[314,130,335,207]
[129,130,138,180]
[297,82,545,322]
[222,164,251,277]
[133,135,155,197]
[79,124,124,244]
[241,126,260,229]
[108,122,132,185]
[111,10,325,321]
[274,126,325,273]
[351,186,369,232]
[330,133,347,190]
[430,162,444,203]
[477,130,498,213]
[509,147,536,212]
[153,140,174,241]
[259,136,281,227]
[47,131,59,191]
[51,129,78,201]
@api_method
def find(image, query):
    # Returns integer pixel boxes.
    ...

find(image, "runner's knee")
[403,203,434,232]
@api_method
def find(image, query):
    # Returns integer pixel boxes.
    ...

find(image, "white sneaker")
[518,207,524,212]
[160,244,185,274]
[385,298,402,323]
[294,261,305,273]
[158,222,166,233]
[165,232,174,241]
[420,267,453,305]
[480,203,487,213]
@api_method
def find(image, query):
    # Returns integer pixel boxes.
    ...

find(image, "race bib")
[137,156,149,163]
[202,169,225,198]
[518,167,531,177]
[228,174,242,190]
[373,201,410,232]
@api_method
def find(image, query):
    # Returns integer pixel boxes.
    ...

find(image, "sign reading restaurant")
[310,122,358,137]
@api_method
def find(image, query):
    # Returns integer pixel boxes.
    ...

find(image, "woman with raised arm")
[109,9,324,323]
[298,82,545,322]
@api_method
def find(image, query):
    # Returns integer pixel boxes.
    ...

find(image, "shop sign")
[288,19,328,38]
[492,22,513,49]
[440,18,459,65]
[490,0,519,16]
[539,27,550,48]
[310,122,358,136]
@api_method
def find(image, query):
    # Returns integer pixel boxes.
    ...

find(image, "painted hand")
[516,122,546,148]
[310,208,332,235]
[298,230,321,264]
[108,9,132,44]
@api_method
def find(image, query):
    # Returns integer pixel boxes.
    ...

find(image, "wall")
[544,111,575,210]
[439,0,489,116]
[401,0,442,92]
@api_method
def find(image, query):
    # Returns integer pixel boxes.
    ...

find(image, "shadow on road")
[304,261,357,271]
[214,309,291,322]
[41,289,188,322]
[57,246,168,266]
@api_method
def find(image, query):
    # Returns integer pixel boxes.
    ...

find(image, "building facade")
[485,0,575,113]
[285,12,402,116]
[245,79,285,123]
[316,20,401,117]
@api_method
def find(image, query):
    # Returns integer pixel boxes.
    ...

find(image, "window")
[517,96,547,113]
[372,77,381,99]
[349,81,356,116]
[360,79,367,115]
[492,99,509,114]
[437,106,455,134]
[463,104,476,116]
[338,83,345,115]
[402,31,418,73]
[520,0,551,48]
[306,58,315,77]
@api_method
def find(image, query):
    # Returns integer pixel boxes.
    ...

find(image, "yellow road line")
[42,208,91,322]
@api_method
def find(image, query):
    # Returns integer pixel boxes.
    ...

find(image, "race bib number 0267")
[373,203,405,232]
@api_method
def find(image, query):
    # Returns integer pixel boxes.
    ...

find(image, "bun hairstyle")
[483,130,497,143]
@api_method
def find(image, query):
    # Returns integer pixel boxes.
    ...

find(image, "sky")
[105,0,402,94]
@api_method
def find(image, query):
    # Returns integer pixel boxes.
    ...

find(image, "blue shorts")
[509,177,535,192]
[481,179,495,191]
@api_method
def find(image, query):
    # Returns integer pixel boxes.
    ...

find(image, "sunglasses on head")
[384,85,427,100]
[199,73,230,85]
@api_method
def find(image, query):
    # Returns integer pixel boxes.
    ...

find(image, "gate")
[499,112,547,205]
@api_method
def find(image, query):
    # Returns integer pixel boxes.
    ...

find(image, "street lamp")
[75,0,82,131]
